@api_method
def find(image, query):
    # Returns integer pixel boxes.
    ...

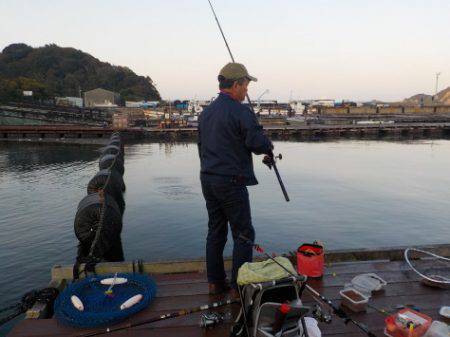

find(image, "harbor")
[0,1,449,335]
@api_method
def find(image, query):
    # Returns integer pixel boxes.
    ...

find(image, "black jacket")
[198,92,273,185]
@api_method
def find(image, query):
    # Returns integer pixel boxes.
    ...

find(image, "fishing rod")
[77,298,238,337]
[239,234,377,337]
[265,154,290,201]
[207,0,290,202]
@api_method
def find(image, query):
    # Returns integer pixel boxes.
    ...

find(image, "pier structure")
[2,123,450,143]
[317,105,450,115]
[2,103,450,127]
[0,104,111,125]
[8,244,450,337]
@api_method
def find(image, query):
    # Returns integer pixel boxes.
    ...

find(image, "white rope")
[404,248,450,284]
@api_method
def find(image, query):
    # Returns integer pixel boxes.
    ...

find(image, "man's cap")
[219,63,257,82]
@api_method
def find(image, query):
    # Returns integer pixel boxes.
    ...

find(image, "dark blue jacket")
[198,92,273,185]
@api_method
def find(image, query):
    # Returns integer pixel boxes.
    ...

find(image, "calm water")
[1,140,450,332]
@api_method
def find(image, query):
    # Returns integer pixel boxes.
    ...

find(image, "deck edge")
[51,243,450,281]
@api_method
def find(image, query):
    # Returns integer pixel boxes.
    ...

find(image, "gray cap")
[219,62,257,82]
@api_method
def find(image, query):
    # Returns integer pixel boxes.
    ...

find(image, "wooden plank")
[132,285,446,314]
[151,263,447,293]
[9,256,450,337]
[11,290,443,336]
[325,244,450,263]
[28,274,437,331]
[150,259,447,286]
[50,244,450,281]
[305,268,442,288]
[8,320,232,337]
[8,294,446,337]
[156,278,446,300]
[323,258,448,275]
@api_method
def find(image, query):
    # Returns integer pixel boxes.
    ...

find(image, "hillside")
[404,87,450,105]
[436,86,450,104]
[0,43,160,102]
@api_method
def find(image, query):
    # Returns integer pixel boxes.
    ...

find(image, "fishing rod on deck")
[238,234,377,337]
[77,298,239,337]
[207,0,290,202]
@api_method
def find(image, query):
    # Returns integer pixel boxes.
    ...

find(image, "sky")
[0,0,449,102]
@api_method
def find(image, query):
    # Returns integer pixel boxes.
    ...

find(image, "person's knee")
[232,225,255,245]
[246,226,255,241]
[207,232,228,246]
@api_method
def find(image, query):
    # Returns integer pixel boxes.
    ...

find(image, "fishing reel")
[199,312,225,329]
[312,304,332,324]
[262,153,282,170]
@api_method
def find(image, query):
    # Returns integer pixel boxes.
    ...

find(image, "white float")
[120,294,143,310]
[100,277,128,285]
[71,295,84,311]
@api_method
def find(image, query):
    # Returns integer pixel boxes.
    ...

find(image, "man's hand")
[262,150,274,170]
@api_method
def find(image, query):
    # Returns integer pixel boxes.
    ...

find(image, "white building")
[55,96,83,108]
[310,99,335,107]
[125,101,159,108]
[188,100,203,113]
[289,101,306,114]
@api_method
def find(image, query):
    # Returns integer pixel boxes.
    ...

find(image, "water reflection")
[0,142,99,173]
[157,142,192,156]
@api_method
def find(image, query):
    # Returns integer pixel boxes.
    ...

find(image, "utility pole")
[435,72,441,95]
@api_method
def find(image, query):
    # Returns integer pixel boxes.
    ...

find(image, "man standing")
[198,62,273,295]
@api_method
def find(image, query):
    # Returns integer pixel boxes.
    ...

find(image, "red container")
[384,308,432,337]
[296,243,324,278]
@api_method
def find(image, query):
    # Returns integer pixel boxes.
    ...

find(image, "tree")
[0,43,161,102]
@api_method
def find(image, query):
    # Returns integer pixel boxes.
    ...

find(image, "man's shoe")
[208,280,230,295]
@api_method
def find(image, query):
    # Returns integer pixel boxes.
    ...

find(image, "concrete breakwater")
[3,104,450,127]
[1,123,450,143]
[317,105,450,114]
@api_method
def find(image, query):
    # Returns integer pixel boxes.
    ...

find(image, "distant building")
[310,99,335,107]
[84,88,121,107]
[55,96,83,108]
[289,101,306,114]
[188,100,203,113]
[112,112,129,129]
[125,101,159,108]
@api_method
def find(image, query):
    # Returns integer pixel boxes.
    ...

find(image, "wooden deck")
[8,255,449,337]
